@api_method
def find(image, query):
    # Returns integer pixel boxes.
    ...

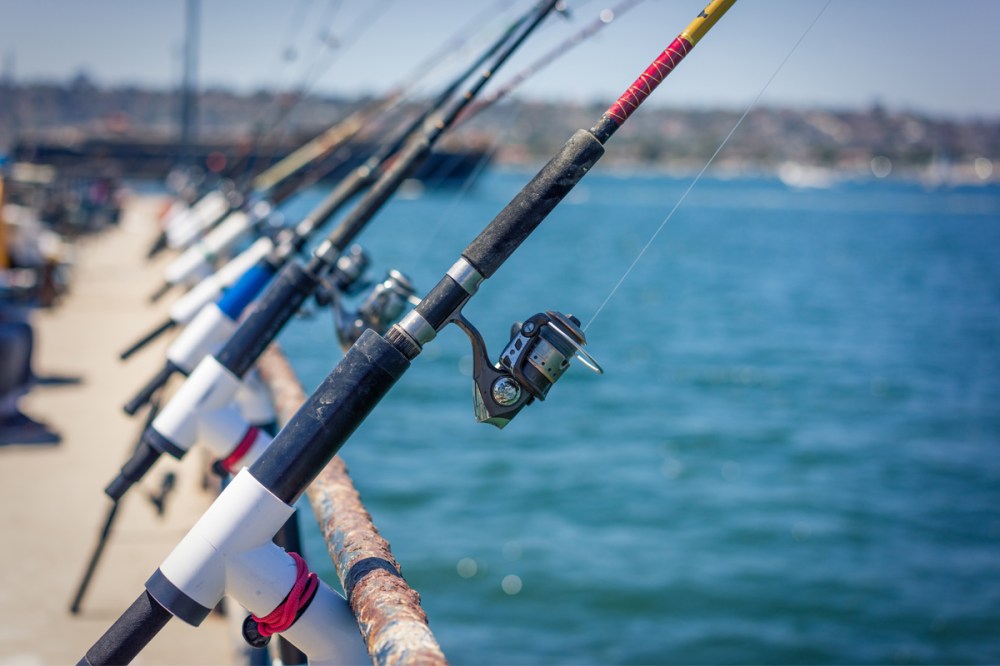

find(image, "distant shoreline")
[2,78,998,184]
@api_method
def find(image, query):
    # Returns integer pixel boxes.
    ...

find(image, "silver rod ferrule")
[397,310,437,346]
[447,258,484,295]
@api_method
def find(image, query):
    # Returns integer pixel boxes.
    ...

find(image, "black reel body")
[455,310,601,429]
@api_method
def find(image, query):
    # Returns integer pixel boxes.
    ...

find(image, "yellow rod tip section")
[681,0,737,46]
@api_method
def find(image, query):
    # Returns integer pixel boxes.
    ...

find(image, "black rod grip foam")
[79,590,172,665]
[462,129,604,279]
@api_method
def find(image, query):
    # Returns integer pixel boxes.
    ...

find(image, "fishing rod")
[104,0,560,509]
[115,6,541,421]
[69,390,166,615]
[72,390,307,663]
[125,3,538,360]
[145,97,394,303]
[81,2,735,663]
[468,0,644,118]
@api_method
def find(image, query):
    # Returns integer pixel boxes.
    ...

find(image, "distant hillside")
[2,77,998,182]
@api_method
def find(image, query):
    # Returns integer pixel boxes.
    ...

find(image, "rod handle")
[461,129,604,279]
[216,260,321,378]
[149,281,173,303]
[68,501,120,615]
[105,437,163,502]
[250,329,409,504]
[79,590,173,665]
[119,319,176,361]
[146,231,169,259]
[123,363,179,416]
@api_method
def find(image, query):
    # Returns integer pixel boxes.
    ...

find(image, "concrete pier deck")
[0,196,237,664]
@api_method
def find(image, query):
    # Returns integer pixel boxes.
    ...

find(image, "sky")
[1,0,999,119]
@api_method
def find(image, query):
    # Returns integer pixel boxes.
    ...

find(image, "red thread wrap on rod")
[605,35,692,125]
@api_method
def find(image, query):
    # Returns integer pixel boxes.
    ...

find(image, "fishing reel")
[315,244,372,304]
[453,310,602,429]
[332,269,420,350]
[317,245,420,350]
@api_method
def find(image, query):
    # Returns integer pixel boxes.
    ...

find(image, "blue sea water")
[273,167,1000,665]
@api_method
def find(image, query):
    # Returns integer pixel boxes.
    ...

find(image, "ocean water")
[273,166,1000,665]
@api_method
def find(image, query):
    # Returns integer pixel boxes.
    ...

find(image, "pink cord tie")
[251,552,319,637]
[217,427,259,475]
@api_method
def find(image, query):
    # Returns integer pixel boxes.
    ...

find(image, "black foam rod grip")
[149,282,173,303]
[104,438,163,502]
[462,129,604,279]
[146,231,169,259]
[215,260,321,378]
[249,329,409,505]
[79,590,172,665]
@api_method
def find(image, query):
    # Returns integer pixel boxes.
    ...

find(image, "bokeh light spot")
[502,574,522,595]
[457,557,477,578]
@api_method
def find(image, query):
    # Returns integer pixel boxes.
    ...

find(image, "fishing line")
[250,0,348,144]
[583,0,833,332]
[233,1,519,189]
[264,0,313,82]
[226,0,349,185]
[292,0,347,101]
[242,0,394,179]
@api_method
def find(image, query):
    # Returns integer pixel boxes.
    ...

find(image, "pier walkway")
[0,195,237,664]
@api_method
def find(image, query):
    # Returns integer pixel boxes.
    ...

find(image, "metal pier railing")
[257,345,448,666]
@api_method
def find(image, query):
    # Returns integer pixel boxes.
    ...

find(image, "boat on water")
[777,160,839,189]
[10,134,492,190]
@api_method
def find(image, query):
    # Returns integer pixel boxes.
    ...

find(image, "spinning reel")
[318,245,420,351]
[453,310,602,428]
[323,244,371,296]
